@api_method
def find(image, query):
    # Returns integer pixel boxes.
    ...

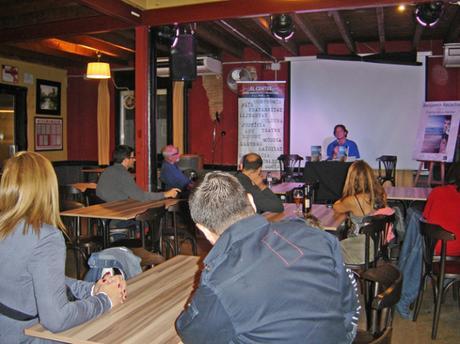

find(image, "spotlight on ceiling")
[270,14,294,42]
[415,1,445,27]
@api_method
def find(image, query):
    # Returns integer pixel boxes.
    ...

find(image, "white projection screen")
[289,55,428,169]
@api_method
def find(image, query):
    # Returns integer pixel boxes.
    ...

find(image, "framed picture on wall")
[35,117,63,151]
[36,79,61,115]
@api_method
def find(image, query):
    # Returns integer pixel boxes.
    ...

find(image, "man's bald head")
[242,153,263,172]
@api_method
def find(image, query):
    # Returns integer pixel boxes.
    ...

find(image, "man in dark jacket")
[235,153,283,213]
[176,172,359,344]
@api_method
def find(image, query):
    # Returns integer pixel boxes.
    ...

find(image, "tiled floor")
[66,235,460,343]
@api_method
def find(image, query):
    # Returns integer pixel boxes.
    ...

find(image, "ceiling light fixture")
[86,52,111,79]
[397,4,406,12]
[270,14,295,42]
[415,1,445,27]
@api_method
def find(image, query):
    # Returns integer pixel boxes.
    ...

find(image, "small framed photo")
[36,79,61,115]
[35,117,63,151]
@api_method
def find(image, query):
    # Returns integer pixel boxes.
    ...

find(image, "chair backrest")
[377,155,397,180]
[85,190,106,206]
[419,220,456,273]
[361,213,396,270]
[277,154,303,181]
[59,184,85,204]
[362,264,402,337]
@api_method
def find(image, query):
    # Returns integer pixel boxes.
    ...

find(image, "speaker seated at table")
[303,160,352,204]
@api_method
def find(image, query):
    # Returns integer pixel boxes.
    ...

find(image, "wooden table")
[264,203,346,231]
[270,182,304,195]
[25,255,199,344]
[71,182,97,193]
[384,186,432,201]
[61,198,180,249]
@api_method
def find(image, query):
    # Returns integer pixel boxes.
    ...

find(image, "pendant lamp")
[86,52,111,79]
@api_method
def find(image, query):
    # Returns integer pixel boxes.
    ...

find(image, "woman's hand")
[95,274,127,307]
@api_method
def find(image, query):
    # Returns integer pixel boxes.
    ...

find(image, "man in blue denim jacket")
[176,172,359,344]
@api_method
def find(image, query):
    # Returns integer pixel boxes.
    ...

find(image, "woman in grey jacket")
[0,152,126,343]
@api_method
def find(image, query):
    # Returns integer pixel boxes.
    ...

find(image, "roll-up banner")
[237,81,285,170]
[413,101,460,162]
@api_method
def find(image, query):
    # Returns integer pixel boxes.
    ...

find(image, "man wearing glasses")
[160,145,193,192]
[97,145,179,202]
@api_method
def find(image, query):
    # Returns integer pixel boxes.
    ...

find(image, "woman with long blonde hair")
[333,160,388,265]
[0,152,125,343]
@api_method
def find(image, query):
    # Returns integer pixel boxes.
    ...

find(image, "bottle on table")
[303,183,313,215]
[266,171,273,188]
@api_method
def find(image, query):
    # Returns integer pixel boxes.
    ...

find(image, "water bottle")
[266,171,273,188]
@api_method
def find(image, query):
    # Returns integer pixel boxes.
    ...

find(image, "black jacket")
[235,173,283,213]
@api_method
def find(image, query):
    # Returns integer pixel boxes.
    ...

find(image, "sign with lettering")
[413,101,460,162]
[237,81,285,170]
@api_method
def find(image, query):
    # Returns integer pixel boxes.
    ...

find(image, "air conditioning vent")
[156,56,222,77]
[443,43,460,68]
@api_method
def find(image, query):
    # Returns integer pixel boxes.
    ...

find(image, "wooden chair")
[134,206,167,254]
[59,184,86,206]
[354,264,402,344]
[277,154,304,182]
[60,200,102,279]
[376,156,397,186]
[164,200,198,258]
[412,221,460,339]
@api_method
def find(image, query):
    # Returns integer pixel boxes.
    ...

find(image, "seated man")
[235,153,283,213]
[327,124,360,160]
[97,145,179,202]
[96,145,179,265]
[160,145,192,192]
[176,172,359,344]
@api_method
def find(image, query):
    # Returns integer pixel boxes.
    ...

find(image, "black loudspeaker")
[171,34,197,81]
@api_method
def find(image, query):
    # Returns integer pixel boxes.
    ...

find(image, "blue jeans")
[396,208,423,318]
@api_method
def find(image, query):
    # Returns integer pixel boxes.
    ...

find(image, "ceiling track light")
[270,14,295,42]
[415,1,445,27]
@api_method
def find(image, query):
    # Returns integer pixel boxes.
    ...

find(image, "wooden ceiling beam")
[74,0,142,25]
[292,13,326,54]
[215,20,276,61]
[0,15,132,44]
[376,7,385,52]
[329,10,356,54]
[91,32,135,51]
[0,44,81,68]
[64,35,134,57]
[252,17,298,56]
[12,40,129,66]
[195,25,244,58]
[0,4,94,30]
[142,0,430,26]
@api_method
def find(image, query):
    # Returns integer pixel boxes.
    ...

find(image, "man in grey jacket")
[96,145,179,266]
[97,145,178,202]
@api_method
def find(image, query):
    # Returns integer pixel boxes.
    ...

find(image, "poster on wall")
[35,117,63,151]
[413,101,460,162]
[237,81,285,170]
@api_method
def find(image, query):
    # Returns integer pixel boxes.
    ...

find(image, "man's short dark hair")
[242,153,263,171]
[113,145,134,164]
[189,172,255,235]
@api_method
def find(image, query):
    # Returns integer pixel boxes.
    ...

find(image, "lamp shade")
[86,62,111,79]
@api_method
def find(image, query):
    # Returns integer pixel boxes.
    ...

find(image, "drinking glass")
[292,189,304,215]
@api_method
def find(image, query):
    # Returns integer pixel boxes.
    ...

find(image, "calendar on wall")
[35,117,63,151]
